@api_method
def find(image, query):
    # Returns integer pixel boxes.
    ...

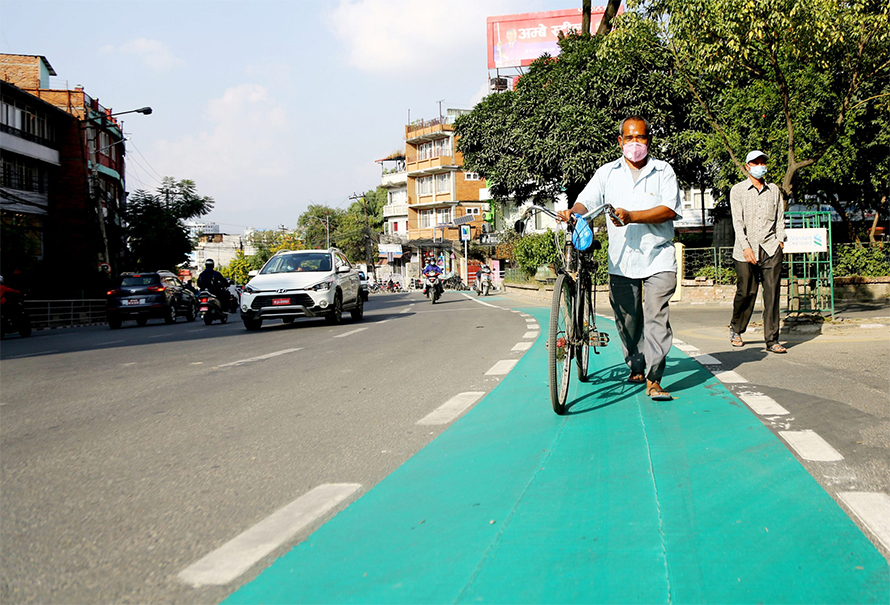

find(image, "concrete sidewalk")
[224,304,889,604]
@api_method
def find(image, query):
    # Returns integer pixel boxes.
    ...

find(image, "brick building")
[1,54,135,296]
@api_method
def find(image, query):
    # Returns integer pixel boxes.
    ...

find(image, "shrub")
[834,244,890,277]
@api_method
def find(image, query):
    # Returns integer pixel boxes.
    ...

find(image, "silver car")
[239,249,363,330]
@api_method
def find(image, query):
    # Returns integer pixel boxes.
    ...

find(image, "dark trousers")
[731,248,784,346]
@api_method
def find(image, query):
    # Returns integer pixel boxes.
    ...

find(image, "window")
[393,222,399,232]
[465,207,480,216]
[436,208,452,225]
[465,172,480,181]
[435,173,450,194]
[417,176,433,196]
[415,138,452,161]
[420,210,434,228]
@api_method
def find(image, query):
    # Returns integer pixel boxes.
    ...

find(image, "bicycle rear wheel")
[577,283,594,382]
[549,273,573,415]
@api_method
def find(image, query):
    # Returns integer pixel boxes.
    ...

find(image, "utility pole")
[437,99,444,123]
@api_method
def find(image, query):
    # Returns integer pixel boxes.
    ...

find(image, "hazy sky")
[1,0,592,231]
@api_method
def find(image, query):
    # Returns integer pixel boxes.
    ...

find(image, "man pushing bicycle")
[559,116,683,401]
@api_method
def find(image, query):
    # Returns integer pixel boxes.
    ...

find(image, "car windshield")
[121,275,159,286]
[261,253,332,274]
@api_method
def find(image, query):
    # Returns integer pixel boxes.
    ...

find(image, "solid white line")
[333,328,368,339]
[217,348,302,368]
[178,483,361,587]
[511,342,532,352]
[460,293,501,309]
[486,359,519,375]
[779,430,844,461]
[712,369,747,383]
[691,353,722,365]
[523,331,539,339]
[417,392,485,425]
[675,344,699,353]
[837,492,890,552]
[7,350,59,359]
[738,391,790,416]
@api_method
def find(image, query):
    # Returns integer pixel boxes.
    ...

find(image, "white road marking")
[178,483,361,587]
[187,329,204,332]
[400,307,412,313]
[837,492,890,552]
[333,328,368,339]
[486,359,519,375]
[691,353,722,365]
[417,392,485,425]
[6,350,59,359]
[675,344,699,353]
[511,342,532,352]
[523,331,539,339]
[779,430,844,461]
[217,348,303,368]
[376,319,392,324]
[738,391,790,416]
[460,293,501,309]
[672,338,686,344]
[97,340,124,346]
[712,369,748,383]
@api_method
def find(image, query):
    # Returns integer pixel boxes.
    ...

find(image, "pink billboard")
[487,7,612,70]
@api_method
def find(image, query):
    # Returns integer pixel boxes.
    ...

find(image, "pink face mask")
[622,142,648,163]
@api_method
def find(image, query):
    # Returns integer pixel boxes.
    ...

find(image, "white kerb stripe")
[523,331,539,339]
[837,492,890,552]
[675,344,699,353]
[779,430,844,461]
[217,348,302,368]
[417,392,485,425]
[691,353,722,365]
[738,392,790,416]
[486,359,519,375]
[712,369,748,383]
[177,483,361,587]
[333,327,368,338]
[512,342,532,351]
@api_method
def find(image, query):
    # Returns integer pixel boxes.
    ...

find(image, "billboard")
[487,7,611,70]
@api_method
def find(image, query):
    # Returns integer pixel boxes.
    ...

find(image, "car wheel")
[185,302,197,322]
[108,315,122,330]
[243,318,262,331]
[164,303,177,324]
[325,294,343,324]
[136,316,148,327]
[350,294,364,321]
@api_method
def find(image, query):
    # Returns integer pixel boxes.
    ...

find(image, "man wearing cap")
[729,150,787,353]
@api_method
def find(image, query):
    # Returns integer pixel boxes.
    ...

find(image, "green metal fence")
[784,211,834,317]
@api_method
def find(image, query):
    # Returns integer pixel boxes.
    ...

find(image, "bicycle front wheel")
[577,283,593,382]
[549,273,573,415]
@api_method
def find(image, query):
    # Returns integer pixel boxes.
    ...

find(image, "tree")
[456,14,699,208]
[297,205,343,250]
[334,188,387,270]
[126,178,213,271]
[220,249,252,284]
[637,0,890,235]
[247,229,306,269]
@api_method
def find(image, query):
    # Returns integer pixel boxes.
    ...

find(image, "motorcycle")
[475,271,492,297]
[0,293,31,337]
[198,290,228,325]
[423,273,443,304]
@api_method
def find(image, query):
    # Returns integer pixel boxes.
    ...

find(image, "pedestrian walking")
[729,150,787,353]
[559,116,683,400]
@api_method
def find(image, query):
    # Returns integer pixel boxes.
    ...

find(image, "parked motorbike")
[0,294,31,337]
[424,274,443,304]
[475,271,492,297]
[198,290,228,325]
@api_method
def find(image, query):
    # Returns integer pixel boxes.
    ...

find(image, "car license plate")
[272,298,290,306]
[199,306,209,312]
[125,299,145,305]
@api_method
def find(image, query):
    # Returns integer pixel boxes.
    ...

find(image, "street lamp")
[110,106,153,117]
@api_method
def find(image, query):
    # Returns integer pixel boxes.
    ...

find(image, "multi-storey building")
[1,54,138,296]
[404,109,487,279]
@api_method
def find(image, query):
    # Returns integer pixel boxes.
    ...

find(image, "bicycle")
[514,202,623,415]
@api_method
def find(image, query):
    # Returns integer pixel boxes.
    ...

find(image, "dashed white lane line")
[217,348,303,368]
[333,327,368,339]
[738,391,790,416]
[512,342,532,352]
[400,307,412,313]
[6,350,59,359]
[178,483,361,587]
[417,392,485,425]
[97,340,124,346]
[837,492,890,552]
[523,331,539,339]
[486,359,519,375]
[712,369,748,383]
[778,430,844,462]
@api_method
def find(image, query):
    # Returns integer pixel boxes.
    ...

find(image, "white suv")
[239,249,363,330]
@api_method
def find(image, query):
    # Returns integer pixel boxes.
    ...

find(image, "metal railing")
[25,299,106,330]
[682,247,737,284]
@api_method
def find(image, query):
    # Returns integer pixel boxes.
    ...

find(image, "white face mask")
[749,165,767,179]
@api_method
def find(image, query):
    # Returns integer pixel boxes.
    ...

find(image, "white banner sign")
[783,228,828,254]
[378,243,403,254]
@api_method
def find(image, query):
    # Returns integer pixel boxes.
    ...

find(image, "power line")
[126,137,164,181]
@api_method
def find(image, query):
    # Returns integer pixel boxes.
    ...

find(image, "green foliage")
[126,178,214,271]
[693,264,738,284]
[247,230,305,269]
[833,243,890,277]
[219,249,252,284]
[298,204,344,250]
[512,230,562,277]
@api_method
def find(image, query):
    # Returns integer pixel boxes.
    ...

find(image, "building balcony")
[381,171,407,188]
[383,203,409,218]
[406,155,458,176]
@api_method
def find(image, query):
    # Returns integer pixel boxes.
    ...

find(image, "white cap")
[745,150,768,163]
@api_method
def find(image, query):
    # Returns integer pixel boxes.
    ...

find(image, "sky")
[0,0,595,232]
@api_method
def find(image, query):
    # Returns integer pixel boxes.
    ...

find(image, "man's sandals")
[730,329,744,348]
[628,372,646,384]
[646,380,672,401]
[767,343,787,353]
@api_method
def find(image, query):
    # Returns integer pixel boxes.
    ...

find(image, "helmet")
[205,259,215,269]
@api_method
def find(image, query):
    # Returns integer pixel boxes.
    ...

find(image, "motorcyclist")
[475,264,492,293]
[422,261,442,296]
[227,279,240,312]
[0,275,23,307]
[197,259,230,310]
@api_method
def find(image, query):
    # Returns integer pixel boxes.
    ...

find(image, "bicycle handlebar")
[517,202,624,228]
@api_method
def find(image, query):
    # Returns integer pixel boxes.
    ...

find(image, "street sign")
[784,228,828,254]
[460,225,471,241]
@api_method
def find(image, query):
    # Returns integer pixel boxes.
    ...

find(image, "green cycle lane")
[225,303,889,604]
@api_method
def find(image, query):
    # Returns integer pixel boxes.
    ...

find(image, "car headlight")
[244,283,259,294]
[309,276,335,291]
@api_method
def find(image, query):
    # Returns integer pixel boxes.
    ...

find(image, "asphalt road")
[0,291,531,604]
